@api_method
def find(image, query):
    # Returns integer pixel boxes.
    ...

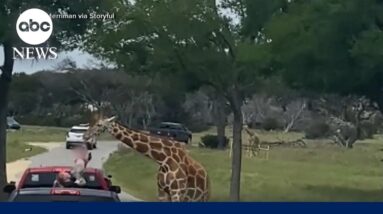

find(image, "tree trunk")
[0,41,14,201]
[355,109,362,139]
[229,89,243,201]
[213,96,227,149]
[217,121,226,149]
[284,102,306,133]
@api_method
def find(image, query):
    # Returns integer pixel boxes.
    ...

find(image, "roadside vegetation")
[7,140,46,163]
[104,128,383,202]
[5,126,67,162]
[7,126,67,143]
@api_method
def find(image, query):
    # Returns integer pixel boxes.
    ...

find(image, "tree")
[8,73,42,116]
[265,0,383,113]
[0,1,103,200]
[83,0,274,201]
[211,94,230,149]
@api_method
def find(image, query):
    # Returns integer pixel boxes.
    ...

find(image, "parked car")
[147,122,192,143]
[7,187,121,202]
[66,125,96,150]
[3,166,121,194]
[6,117,21,130]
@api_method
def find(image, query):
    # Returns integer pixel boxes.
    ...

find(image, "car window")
[21,172,103,189]
[12,194,117,202]
[70,129,87,133]
[159,124,182,130]
[159,124,170,129]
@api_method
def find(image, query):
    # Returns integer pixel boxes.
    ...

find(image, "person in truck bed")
[71,145,92,185]
[52,171,72,188]
[52,145,92,187]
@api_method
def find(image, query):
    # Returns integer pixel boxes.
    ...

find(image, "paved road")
[27,140,142,202]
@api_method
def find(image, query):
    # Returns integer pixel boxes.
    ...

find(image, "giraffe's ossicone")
[83,113,210,202]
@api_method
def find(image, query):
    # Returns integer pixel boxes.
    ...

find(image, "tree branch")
[216,30,236,60]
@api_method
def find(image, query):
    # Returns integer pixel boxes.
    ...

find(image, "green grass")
[104,129,383,202]
[6,125,67,162]
[7,140,47,162]
[7,125,114,143]
[7,125,68,143]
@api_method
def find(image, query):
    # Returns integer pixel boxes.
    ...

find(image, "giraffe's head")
[83,112,117,141]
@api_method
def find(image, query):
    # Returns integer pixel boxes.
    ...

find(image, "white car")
[66,125,97,150]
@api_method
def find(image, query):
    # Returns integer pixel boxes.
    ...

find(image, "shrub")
[304,121,330,139]
[358,121,377,140]
[200,134,229,149]
[186,120,210,132]
[261,117,282,131]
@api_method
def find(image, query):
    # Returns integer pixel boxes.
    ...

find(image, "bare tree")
[242,94,279,127]
[183,90,212,124]
[283,99,307,133]
[310,95,380,148]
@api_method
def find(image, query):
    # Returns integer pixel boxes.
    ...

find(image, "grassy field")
[7,125,115,143]
[6,140,46,162]
[6,125,68,162]
[7,125,68,143]
[104,128,383,201]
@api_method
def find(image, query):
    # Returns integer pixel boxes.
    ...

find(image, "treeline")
[10,69,383,144]
[9,69,206,130]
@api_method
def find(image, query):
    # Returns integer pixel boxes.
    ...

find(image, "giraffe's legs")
[169,177,188,202]
[169,188,187,202]
[157,186,171,202]
[157,169,170,202]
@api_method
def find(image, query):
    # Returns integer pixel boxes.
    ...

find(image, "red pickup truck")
[3,166,121,194]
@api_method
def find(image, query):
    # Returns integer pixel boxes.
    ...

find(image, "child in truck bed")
[52,145,92,187]
[71,145,92,186]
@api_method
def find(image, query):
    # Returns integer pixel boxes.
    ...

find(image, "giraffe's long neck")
[107,121,169,165]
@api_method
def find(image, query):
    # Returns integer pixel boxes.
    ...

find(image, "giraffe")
[83,113,210,202]
[243,125,260,158]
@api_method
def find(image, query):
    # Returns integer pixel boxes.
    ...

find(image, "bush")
[19,113,88,127]
[200,134,229,149]
[358,121,377,140]
[60,115,84,127]
[261,117,282,131]
[186,119,210,132]
[304,121,330,139]
[19,115,57,127]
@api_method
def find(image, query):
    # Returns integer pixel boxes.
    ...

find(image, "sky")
[0,0,238,74]
[0,47,96,73]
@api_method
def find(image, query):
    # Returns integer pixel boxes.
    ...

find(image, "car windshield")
[70,129,87,133]
[20,172,104,190]
[12,194,116,202]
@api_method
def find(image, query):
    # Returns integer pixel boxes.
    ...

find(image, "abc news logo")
[18,19,51,32]
[13,8,57,60]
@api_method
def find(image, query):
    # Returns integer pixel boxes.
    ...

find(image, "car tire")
[66,143,71,149]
